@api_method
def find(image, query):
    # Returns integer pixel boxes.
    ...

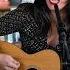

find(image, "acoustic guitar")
[0,41,60,70]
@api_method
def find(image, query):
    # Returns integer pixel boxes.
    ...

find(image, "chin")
[49,4,66,11]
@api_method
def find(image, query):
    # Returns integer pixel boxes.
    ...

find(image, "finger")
[12,59,20,66]
[4,66,16,70]
[9,57,20,65]
[7,62,20,69]
[12,59,20,68]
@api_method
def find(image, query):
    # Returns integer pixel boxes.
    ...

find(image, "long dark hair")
[34,0,70,36]
[66,1,70,27]
[34,0,51,36]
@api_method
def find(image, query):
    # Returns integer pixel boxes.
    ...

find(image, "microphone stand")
[54,4,70,70]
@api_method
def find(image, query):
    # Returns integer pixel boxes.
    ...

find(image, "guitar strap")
[54,3,70,70]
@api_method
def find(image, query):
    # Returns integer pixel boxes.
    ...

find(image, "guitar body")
[0,41,60,70]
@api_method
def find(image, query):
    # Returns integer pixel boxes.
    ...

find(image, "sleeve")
[0,9,21,36]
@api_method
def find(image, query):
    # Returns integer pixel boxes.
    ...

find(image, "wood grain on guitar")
[0,41,60,70]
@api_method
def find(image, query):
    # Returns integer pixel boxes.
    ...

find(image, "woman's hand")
[0,54,20,70]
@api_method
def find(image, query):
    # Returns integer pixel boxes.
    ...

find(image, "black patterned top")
[0,3,69,55]
[0,3,48,54]
[0,3,70,70]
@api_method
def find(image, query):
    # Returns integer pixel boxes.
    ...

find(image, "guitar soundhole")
[27,68,37,70]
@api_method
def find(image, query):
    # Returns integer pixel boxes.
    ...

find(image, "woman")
[0,0,70,70]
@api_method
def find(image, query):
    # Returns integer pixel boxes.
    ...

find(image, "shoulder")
[17,3,34,8]
[0,3,34,19]
[0,3,36,31]
[16,3,34,13]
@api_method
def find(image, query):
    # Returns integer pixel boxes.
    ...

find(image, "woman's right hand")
[0,54,20,70]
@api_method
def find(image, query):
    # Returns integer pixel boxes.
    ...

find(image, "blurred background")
[0,0,34,47]
[0,0,35,17]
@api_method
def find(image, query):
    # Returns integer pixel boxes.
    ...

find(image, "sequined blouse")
[0,3,48,54]
[0,3,70,55]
